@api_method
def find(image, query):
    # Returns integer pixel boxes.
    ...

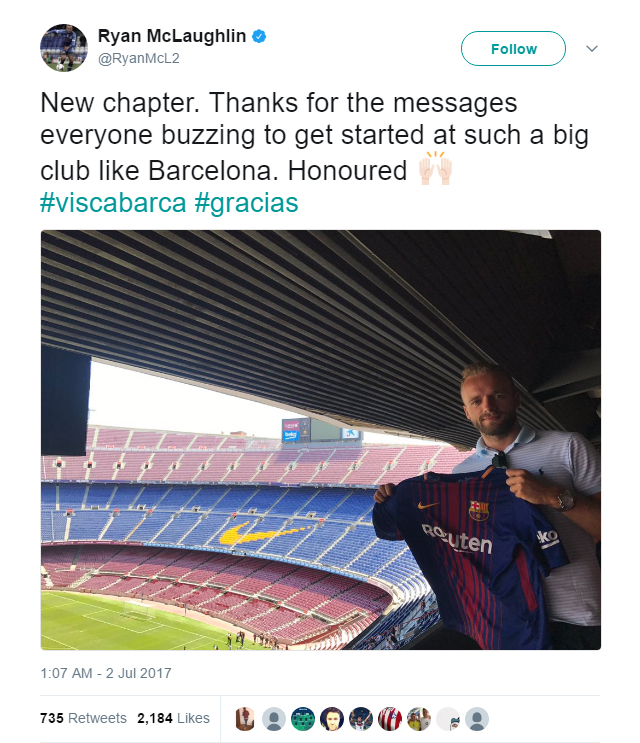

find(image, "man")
[408,713,421,732]
[324,708,342,731]
[48,25,77,71]
[420,710,431,730]
[375,361,601,649]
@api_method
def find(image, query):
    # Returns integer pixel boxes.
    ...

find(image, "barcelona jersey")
[372,467,569,649]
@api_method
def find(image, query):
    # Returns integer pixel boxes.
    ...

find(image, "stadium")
[41,230,601,650]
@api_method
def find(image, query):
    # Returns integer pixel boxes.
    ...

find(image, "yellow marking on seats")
[219,522,310,545]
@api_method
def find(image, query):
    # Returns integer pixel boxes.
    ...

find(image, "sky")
[88,361,441,446]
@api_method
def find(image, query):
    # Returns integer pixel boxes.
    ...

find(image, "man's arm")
[505,468,601,543]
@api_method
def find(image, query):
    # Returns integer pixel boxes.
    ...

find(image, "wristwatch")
[556,489,576,512]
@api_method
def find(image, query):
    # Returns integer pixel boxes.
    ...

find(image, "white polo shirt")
[452,424,601,626]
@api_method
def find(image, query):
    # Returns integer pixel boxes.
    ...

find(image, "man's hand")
[374,482,396,503]
[419,157,435,185]
[505,468,560,507]
[437,157,453,185]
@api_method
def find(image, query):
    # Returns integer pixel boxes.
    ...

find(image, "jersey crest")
[469,499,489,521]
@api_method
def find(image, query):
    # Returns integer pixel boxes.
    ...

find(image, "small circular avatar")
[41,24,87,72]
[436,707,460,732]
[407,708,431,731]
[262,708,286,732]
[291,707,315,732]
[321,707,344,731]
[378,707,402,731]
[464,707,489,732]
[350,708,373,731]
[236,707,254,731]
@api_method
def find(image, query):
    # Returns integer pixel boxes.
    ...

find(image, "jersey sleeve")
[569,433,601,496]
[511,497,569,575]
[372,490,403,541]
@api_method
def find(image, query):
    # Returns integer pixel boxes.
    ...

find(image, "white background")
[3,3,637,743]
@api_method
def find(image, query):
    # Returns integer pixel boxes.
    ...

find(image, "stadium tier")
[41,482,424,592]
[41,427,472,646]
[42,425,472,484]
[41,544,394,646]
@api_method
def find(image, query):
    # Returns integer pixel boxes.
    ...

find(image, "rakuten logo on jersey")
[537,530,560,549]
[422,524,492,554]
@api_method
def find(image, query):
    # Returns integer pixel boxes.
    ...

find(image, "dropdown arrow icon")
[587,45,598,51]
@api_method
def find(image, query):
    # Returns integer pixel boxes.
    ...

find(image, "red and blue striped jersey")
[372,467,569,649]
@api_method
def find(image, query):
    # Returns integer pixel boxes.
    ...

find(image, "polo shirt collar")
[475,423,536,455]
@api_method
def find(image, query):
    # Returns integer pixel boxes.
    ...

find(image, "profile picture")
[407,708,431,731]
[291,707,315,731]
[320,707,344,731]
[464,707,489,732]
[436,708,460,732]
[262,708,286,732]
[236,707,255,731]
[349,708,373,731]
[378,708,402,731]
[40,24,87,72]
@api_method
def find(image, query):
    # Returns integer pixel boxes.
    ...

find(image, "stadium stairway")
[201,516,236,547]
[192,452,214,480]
[247,517,295,554]
[371,547,411,576]
[68,572,96,590]
[249,452,275,482]
[149,516,176,543]
[124,515,148,541]
[313,525,351,564]
[372,447,406,485]
[128,488,146,509]
[70,545,83,570]
[343,535,379,571]
[176,514,205,544]
[282,522,319,558]
[342,450,369,483]
[80,486,90,509]
[63,514,72,541]
[41,566,54,589]
[323,492,352,518]
[98,513,116,539]
[104,486,119,509]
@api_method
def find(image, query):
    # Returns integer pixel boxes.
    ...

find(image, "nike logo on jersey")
[417,501,439,510]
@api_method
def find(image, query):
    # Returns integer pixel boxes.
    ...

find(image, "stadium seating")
[68,511,111,541]
[43,426,473,486]
[83,484,117,508]
[41,481,428,598]
[59,483,86,509]
[41,426,470,646]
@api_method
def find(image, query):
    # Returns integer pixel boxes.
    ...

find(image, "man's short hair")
[460,361,515,392]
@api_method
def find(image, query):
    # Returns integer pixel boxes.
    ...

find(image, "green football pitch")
[41,591,267,651]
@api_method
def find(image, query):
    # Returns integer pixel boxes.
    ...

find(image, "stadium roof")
[42,230,600,449]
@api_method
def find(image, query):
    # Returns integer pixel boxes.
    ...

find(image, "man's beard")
[473,410,517,438]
